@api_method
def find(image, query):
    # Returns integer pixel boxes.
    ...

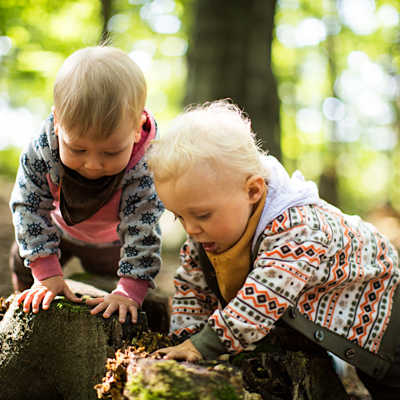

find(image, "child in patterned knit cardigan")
[9,46,163,324]
[148,100,400,399]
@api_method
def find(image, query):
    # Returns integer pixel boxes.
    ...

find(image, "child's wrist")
[113,277,149,306]
[30,255,63,281]
[190,324,227,360]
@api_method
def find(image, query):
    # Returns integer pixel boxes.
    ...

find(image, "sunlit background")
[0,0,399,250]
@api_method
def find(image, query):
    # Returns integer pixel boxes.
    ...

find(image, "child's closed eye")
[104,150,122,156]
[70,148,86,154]
[195,213,211,220]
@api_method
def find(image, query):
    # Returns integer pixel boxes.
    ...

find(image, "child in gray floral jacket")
[9,46,163,324]
[148,100,400,399]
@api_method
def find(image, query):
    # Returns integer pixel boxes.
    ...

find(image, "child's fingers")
[64,287,82,303]
[89,302,107,315]
[31,288,47,313]
[186,352,202,362]
[163,348,182,360]
[128,305,138,323]
[23,289,37,312]
[42,290,56,310]
[16,290,29,305]
[118,304,128,323]
[86,297,104,306]
[103,303,118,319]
[153,347,170,357]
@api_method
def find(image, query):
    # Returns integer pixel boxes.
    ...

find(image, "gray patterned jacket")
[10,112,163,291]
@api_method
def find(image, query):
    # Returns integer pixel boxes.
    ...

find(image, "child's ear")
[134,112,147,142]
[52,106,59,136]
[246,175,266,204]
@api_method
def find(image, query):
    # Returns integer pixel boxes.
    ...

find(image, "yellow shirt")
[206,187,267,302]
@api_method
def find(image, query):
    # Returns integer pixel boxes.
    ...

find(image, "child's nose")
[184,221,202,235]
[84,155,103,170]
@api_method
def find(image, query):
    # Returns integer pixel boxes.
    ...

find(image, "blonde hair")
[147,100,269,183]
[54,46,146,139]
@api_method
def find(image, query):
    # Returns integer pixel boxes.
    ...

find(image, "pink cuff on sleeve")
[30,255,63,281]
[112,277,149,306]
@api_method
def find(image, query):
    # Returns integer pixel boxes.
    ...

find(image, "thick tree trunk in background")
[100,0,112,43]
[185,0,281,159]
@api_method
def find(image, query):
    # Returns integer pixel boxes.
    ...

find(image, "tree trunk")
[185,0,281,158]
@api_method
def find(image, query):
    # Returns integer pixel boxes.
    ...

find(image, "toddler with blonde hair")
[10,46,163,323]
[149,100,400,399]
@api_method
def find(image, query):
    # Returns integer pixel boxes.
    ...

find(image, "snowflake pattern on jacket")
[170,201,400,355]
[10,113,163,285]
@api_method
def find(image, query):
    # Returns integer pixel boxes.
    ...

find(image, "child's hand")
[154,339,203,362]
[16,276,81,313]
[86,293,138,323]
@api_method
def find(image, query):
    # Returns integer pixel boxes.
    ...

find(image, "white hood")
[252,156,322,250]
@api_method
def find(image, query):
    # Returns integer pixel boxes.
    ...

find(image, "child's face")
[55,114,145,180]
[155,165,265,254]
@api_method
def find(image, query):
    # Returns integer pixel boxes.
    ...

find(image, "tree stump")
[0,297,147,400]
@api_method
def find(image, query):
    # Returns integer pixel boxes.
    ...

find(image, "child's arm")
[189,225,325,359]
[169,240,219,340]
[88,157,163,321]
[159,226,325,361]
[154,239,220,361]
[10,115,70,311]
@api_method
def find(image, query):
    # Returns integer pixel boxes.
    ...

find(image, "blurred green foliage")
[0,0,399,218]
[273,0,400,215]
[0,147,20,178]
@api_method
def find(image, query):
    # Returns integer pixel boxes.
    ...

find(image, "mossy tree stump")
[0,297,146,400]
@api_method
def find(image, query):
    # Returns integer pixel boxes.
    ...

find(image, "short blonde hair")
[54,46,146,139]
[148,100,269,182]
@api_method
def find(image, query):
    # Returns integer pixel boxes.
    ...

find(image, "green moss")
[51,297,91,314]
[212,384,240,400]
[126,360,244,400]
[128,361,198,399]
